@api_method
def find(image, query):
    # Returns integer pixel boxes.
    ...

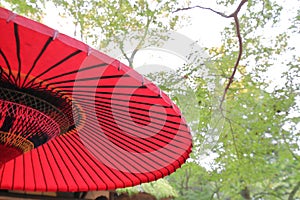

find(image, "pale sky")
[42,1,229,48]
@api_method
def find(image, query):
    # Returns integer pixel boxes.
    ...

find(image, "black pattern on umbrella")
[0,7,192,191]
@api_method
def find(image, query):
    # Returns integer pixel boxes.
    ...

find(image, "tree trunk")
[240,186,251,200]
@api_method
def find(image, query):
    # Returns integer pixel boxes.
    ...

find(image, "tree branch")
[174,0,248,111]
[219,14,243,110]
[174,0,247,18]
[240,186,251,200]
[120,39,131,65]
[281,131,299,161]
[226,115,240,160]
[175,1,248,165]
[174,5,229,18]
[229,0,248,17]
[288,181,300,200]
[128,6,154,67]
[210,184,221,200]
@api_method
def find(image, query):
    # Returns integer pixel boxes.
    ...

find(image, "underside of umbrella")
[0,7,192,191]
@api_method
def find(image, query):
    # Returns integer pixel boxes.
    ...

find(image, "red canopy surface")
[0,7,192,191]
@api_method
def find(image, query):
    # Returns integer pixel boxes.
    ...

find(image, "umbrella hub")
[0,85,75,163]
[0,99,62,164]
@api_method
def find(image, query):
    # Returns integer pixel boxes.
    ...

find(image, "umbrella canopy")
[0,7,192,192]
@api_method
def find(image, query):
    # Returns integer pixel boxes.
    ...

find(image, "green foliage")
[168,163,217,200]
[0,0,45,20]
[51,0,189,67]
[210,74,299,199]
[187,0,300,199]
[116,179,178,199]
[1,0,299,199]
[3,0,189,67]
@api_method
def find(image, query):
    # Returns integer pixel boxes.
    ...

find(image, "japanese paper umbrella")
[0,7,192,192]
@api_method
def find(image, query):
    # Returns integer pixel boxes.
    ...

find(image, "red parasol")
[0,7,192,192]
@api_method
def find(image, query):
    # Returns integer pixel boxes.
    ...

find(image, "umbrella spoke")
[36,63,108,86]
[24,50,82,88]
[13,24,21,87]
[21,37,53,88]
[0,49,15,84]
[0,7,192,191]
[78,101,189,139]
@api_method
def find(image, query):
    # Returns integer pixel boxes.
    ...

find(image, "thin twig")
[120,39,131,65]
[174,5,229,18]
[282,131,300,161]
[226,116,240,160]
[128,14,153,67]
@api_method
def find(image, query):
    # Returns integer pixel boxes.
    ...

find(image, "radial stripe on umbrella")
[0,7,192,191]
